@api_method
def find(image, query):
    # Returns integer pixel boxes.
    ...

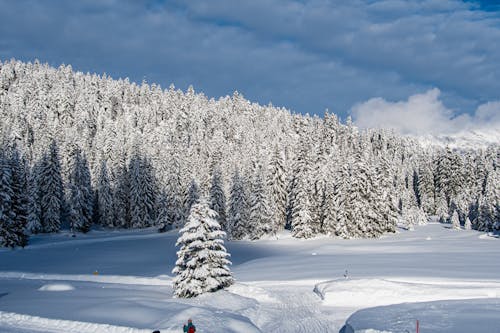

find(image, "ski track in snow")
[246,284,337,333]
[0,311,158,333]
[0,271,172,286]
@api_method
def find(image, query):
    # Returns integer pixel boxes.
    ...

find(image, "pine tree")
[0,151,17,247]
[113,157,129,228]
[209,168,227,229]
[39,140,64,233]
[227,170,248,239]
[267,147,287,231]
[156,190,170,232]
[184,179,200,219]
[416,163,435,214]
[248,166,273,239]
[68,147,93,233]
[128,154,156,228]
[172,199,233,298]
[451,210,460,230]
[464,217,472,230]
[290,141,314,238]
[8,146,29,246]
[26,161,43,234]
[97,160,114,228]
[165,158,184,229]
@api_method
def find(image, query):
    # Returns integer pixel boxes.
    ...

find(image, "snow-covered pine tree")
[290,137,314,238]
[184,178,200,219]
[227,170,248,239]
[209,168,227,230]
[267,147,287,231]
[165,156,184,229]
[68,147,93,233]
[172,199,233,298]
[156,190,169,232]
[0,150,17,247]
[321,151,343,236]
[128,154,156,228]
[39,140,64,233]
[451,210,460,230]
[26,160,42,234]
[416,163,435,215]
[97,160,114,228]
[248,165,273,239]
[376,154,398,233]
[113,155,130,228]
[464,216,472,230]
[8,146,29,246]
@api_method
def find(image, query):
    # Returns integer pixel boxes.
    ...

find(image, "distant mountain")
[416,128,500,150]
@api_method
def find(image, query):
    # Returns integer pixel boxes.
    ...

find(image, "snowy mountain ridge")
[415,128,500,150]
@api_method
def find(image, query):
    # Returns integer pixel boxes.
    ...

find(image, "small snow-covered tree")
[172,199,233,298]
[464,216,472,230]
[451,210,460,230]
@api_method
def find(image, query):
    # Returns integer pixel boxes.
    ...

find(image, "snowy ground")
[0,223,499,332]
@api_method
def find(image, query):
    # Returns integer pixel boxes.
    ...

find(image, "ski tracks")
[250,284,338,333]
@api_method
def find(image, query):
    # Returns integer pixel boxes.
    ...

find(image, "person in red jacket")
[183,319,196,333]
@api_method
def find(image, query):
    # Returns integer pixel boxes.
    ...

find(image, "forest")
[0,59,498,248]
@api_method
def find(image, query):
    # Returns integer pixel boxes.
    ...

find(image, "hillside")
[0,59,499,249]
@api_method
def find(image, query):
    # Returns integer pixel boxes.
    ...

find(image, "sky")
[1,0,500,135]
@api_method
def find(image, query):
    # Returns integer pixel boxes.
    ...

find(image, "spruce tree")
[172,199,233,298]
[128,154,156,228]
[165,158,184,229]
[464,216,472,230]
[113,157,130,228]
[68,147,93,233]
[227,170,248,239]
[184,179,200,219]
[267,147,287,231]
[451,210,460,230]
[290,141,314,238]
[26,160,43,234]
[248,167,273,239]
[8,147,29,246]
[39,140,64,233]
[97,160,114,228]
[0,151,17,247]
[209,168,227,229]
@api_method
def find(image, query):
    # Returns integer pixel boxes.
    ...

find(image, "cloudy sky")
[1,0,499,134]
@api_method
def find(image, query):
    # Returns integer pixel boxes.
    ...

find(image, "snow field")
[0,223,499,332]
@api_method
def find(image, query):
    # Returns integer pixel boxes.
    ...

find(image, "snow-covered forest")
[0,59,498,248]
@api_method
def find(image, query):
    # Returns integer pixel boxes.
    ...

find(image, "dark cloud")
[1,0,499,120]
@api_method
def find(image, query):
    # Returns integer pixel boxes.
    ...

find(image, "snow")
[0,223,499,332]
[38,283,75,291]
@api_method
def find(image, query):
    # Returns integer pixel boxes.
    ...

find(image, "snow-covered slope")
[0,224,499,332]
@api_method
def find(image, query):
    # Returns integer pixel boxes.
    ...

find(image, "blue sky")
[1,0,499,133]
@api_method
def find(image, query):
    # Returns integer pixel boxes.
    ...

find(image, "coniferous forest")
[0,59,498,248]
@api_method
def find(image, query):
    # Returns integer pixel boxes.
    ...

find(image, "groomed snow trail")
[247,284,337,333]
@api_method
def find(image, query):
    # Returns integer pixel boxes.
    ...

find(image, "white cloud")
[351,88,500,135]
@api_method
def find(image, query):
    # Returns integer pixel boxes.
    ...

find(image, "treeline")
[0,59,498,247]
